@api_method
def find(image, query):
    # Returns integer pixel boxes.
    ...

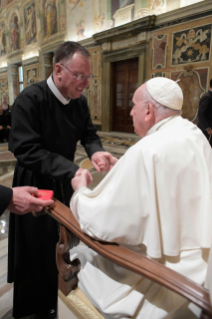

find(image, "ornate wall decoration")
[151,72,166,78]
[171,68,208,123]
[93,13,105,33]
[44,54,53,79]
[0,21,7,56]
[0,73,9,104]
[172,24,212,66]
[6,0,14,6]
[112,0,135,27]
[152,34,168,69]
[92,79,100,120]
[9,12,20,51]
[75,19,86,41]
[24,64,39,87]
[24,2,37,45]
[88,47,101,123]
[136,0,165,18]
[11,66,18,100]
[43,0,57,39]
[69,0,86,13]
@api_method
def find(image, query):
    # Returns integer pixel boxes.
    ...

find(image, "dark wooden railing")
[43,199,212,319]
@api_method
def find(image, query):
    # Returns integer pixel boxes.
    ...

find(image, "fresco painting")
[43,0,57,38]
[136,0,165,19]
[69,0,85,13]
[172,24,212,65]
[6,0,14,6]
[24,3,37,45]
[76,19,86,40]
[67,0,93,42]
[26,68,38,86]
[9,13,19,51]
[0,22,6,56]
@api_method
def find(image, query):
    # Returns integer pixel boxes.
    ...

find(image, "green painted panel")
[107,0,111,21]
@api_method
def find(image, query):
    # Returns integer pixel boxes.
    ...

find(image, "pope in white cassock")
[69,77,212,319]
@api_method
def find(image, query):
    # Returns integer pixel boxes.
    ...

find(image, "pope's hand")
[71,168,93,191]
[91,151,118,172]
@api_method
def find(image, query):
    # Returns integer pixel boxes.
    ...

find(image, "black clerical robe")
[0,185,13,216]
[8,80,104,318]
[0,110,7,142]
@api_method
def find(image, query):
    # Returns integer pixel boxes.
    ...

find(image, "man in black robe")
[0,105,7,142]
[8,41,117,319]
[2,101,11,141]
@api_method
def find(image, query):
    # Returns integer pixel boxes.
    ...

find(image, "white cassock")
[70,116,212,319]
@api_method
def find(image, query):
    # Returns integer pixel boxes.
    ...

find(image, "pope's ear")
[146,102,155,121]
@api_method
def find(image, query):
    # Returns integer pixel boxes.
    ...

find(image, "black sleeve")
[198,95,211,130]
[9,90,80,180]
[9,90,104,181]
[0,185,13,216]
[6,111,11,127]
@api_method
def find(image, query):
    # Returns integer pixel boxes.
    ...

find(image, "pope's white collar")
[47,75,71,105]
[146,115,180,137]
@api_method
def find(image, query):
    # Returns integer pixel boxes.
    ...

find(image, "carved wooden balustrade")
[43,199,212,319]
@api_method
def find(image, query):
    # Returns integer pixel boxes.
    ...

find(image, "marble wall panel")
[152,34,168,69]
[171,68,208,123]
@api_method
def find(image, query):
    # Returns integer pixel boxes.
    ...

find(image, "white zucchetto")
[146,77,183,110]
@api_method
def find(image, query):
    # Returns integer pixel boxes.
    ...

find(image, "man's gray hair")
[142,84,181,116]
[53,41,90,68]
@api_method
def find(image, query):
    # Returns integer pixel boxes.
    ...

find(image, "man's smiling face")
[58,52,91,99]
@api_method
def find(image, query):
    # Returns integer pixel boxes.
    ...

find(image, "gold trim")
[58,289,104,319]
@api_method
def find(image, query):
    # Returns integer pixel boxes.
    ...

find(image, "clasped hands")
[72,151,118,191]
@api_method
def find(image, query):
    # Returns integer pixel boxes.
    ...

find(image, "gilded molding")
[59,290,104,319]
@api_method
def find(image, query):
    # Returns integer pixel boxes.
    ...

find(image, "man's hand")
[91,152,118,172]
[0,125,3,130]
[71,168,93,191]
[8,186,54,215]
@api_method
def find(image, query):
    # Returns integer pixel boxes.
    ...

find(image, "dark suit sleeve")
[198,94,212,130]
[9,91,80,180]
[0,185,13,216]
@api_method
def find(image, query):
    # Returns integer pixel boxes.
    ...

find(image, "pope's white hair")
[142,85,181,117]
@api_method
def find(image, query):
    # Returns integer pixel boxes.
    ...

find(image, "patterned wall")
[149,16,212,124]
[0,0,208,118]
[0,0,205,57]
[0,71,9,104]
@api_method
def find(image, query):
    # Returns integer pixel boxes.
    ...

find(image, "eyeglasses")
[60,64,96,81]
